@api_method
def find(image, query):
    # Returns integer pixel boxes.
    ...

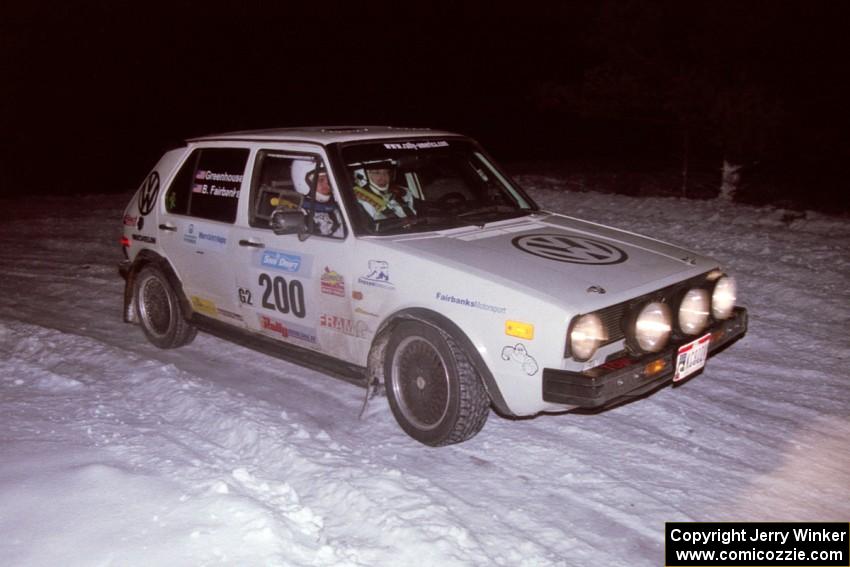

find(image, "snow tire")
[385,321,489,446]
[135,265,197,349]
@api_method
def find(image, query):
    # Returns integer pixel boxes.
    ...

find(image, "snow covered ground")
[1,179,848,566]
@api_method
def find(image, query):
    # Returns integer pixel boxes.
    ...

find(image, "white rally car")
[119,127,747,446]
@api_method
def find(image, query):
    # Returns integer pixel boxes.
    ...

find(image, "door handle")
[239,239,265,248]
[158,223,177,232]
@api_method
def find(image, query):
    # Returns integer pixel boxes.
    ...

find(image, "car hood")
[385,212,717,310]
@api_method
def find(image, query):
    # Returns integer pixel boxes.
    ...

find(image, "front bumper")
[542,307,748,408]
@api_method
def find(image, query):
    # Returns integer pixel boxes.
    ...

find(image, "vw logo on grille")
[137,171,160,216]
[512,234,628,265]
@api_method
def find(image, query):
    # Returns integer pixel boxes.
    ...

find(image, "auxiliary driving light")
[570,313,607,361]
[678,288,710,335]
[634,301,672,353]
[711,276,737,320]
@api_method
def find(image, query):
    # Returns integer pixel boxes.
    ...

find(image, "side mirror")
[270,208,306,235]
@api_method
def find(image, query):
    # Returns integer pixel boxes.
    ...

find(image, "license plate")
[673,333,711,382]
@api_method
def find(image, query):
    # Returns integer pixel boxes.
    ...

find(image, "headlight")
[570,313,607,361]
[635,301,671,352]
[711,276,737,319]
[678,288,710,335]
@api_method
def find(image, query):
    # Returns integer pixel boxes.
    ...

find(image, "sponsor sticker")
[501,344,539,376]
[435,291,506,314]
[180,221,227,251]
[357,260,393,289]
[183,223,197,245]
[260,249,312,275]
[123,214,139,227]
[131,233,156,244]
[320,267,345,297]
[259,315,317,344]
[196,229,227,251]
[190,296,219,317]
[319,314,370,338]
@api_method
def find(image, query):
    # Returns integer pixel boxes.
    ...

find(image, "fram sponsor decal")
[259,315,317,344]
[190,296,218,317]
[123,214,139,226]
[320,267,345,297]
[501,344,539,376]
[357,260,393,289]
[260,249,308,274]
[435,291,506,314]
[319,314,370,338]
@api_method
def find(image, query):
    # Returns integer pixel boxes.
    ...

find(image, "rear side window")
[165,148,249,223]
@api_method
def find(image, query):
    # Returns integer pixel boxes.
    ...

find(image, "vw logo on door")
[137,171,160,216]
[512,234,628,265]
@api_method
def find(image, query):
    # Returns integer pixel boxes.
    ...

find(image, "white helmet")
[291,159,331,202]
[356,162,395,193]
[291,160,316,196]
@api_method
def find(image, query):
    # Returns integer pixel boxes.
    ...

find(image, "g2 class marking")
[238,287,253,305]
[258,273,306,318]
[512,234,627,265]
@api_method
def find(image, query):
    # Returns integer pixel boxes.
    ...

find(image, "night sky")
[3,2,849,209]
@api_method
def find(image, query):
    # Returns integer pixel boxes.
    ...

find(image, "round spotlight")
[678,288,710,335]
[712,276,737,320]
[570,313,607,361]
[635,301,672,353]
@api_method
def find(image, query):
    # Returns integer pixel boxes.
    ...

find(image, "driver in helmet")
[290,160,343,238]
[352,162,416,220]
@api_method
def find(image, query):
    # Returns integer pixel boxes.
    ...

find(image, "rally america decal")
[512,234,627,265]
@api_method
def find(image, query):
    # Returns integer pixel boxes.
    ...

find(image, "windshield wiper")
[374,215,435,232]
[457,204,528,221]
[374,211,485,233]
[457,204,523,216]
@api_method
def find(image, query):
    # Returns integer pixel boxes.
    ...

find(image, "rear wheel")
[135,266,197,349]
[385,321,489,446]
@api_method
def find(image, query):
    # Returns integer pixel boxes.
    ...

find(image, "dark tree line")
[527,1,848,209]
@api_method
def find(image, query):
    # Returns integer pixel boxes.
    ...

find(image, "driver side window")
[249,151,345,239]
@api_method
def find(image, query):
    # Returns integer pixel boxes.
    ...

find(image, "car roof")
[187,126,463,145]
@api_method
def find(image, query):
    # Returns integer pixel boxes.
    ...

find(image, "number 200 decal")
[259,274,306,318]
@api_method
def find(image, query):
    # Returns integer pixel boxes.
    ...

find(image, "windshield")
[339,139,536,234]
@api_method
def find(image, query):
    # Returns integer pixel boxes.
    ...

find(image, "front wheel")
[384,321,489,446]
[135,265,197,349]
